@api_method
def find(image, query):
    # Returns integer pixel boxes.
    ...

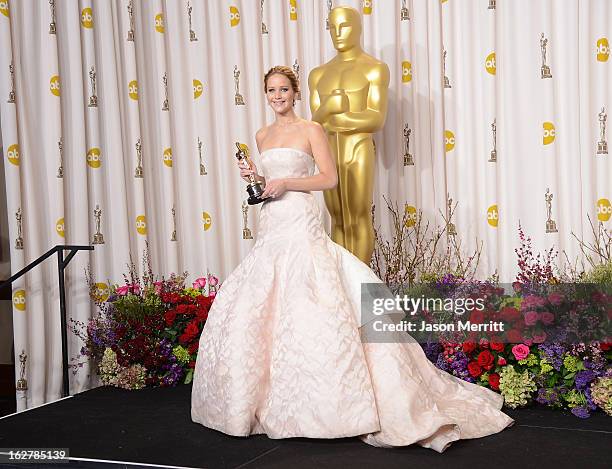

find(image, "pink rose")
[547,292,564,306]
[192,277,207,289]
[522,295,546,310]
[129,284,140,294]
[208,275,219,287]
[532,331,547,343]
[540,311,555,325]
[154,281,163,294]
[497,356,507,366]
[116,285,129,296]
[511,344,530,360]
[524,310,539,326]
[524,338,534,346]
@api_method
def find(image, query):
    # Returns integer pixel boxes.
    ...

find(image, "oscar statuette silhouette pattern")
[191,148,513,452]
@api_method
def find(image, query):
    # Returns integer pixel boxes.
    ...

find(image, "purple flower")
[570,406,590,419]
[574,370,596,391]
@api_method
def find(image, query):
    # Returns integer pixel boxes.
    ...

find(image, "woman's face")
[265,73,295,114]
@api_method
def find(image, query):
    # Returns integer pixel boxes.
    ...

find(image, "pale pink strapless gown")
[191,147,514,452]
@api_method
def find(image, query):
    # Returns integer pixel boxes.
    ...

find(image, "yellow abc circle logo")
[445,130,455,152]
[0,0,9,17]
[404,205,417,228]
[56,217,65,238]
[487,204,499,227]
[202,211,212,231]
[485,52,496,75]
[289,0,298,21]
[402,61,412,83]
[193,79,203,99]
[7,143,20,166]
[81,7,93,28]
[128,80,138,100]
[163,147,173,167]
[363,0,373,15]
[596,198,611,222]
[86,147,102,168]
[136,215,147,235]
[91,282,110,303]
[50,75,61,96]
[543,121,556,145]
[230,6,240,27]
[596,38,610,62]
[155,13,164,33]
[13,290,26,312]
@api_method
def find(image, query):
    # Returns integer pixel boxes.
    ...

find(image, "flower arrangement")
[71,252,218,389]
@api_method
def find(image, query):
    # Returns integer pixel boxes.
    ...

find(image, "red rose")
[188,341,199,354]
[164,311,177,327]
[468,361,483,378]
[490,340,505,352]
[477,350,495,370]
[600,342,611,351]
[185,321,200,336]
[462,342,477,354]
[488,373,500,391]
[188,360,197,369]
[500,306,520,322]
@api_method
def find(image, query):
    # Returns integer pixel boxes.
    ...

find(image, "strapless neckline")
[260,147,313,159]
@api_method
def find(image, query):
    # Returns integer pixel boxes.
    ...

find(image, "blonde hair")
[263,65,300,95]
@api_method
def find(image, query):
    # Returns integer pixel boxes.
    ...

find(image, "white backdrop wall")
[0,0,609,406]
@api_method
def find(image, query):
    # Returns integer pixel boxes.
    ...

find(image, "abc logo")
[363,0,372,15]
[596,198,611,222]
[136,215,147,235]
[445,130,455,152]
[91,282,110,303]
[402,61,412,83]
[50,75,61,96]
[487,204,499,227]
[596,38,610,62]
[128,80,138,100]
[202,211,212,231]
[163,147,173,167]
[87,147,102,168]
[0,0,9,17]
[12,290,26,312]
[230,6,240,27]
[81,7,93,28]
[56,217,65,238]
[155,13,164,33]
[543,121,556,145]
[485,52,496,75]
[7,143,20,166]
[404,205,417,228]
[193,79,203,99]
[290,0,298,20]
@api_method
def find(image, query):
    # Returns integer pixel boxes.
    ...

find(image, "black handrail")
[0,245,94,398]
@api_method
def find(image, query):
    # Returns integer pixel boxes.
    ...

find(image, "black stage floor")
[0,384,609,469]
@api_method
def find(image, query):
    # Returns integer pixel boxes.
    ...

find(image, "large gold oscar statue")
[308,6,389,264]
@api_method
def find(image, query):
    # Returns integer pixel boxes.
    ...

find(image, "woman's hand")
[261,178,287,199]
[237,159,261,183]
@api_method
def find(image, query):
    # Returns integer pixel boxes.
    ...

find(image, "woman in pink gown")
[190,66,514,452]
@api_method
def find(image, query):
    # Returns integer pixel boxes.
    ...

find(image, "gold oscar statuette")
[88,66,98,107]
[127,0,135,41]
[403,124,413,166]
[92,205,105,244]
[401,0,410,20]
[49,0,56,34]
[8,63,16,103]
[489,118,497,162]
[545,188,558,233]
[235,143,264,205]
[57,138,64,178]
[540,33,552,79]
[135,138,143,178]
[446,194,457,237]
[162,72,169,111]
[309,6,390,264]
[188,1,198,42]
[293,60,301,101]
[234,66,245,106]
[443,49,451,89]
[597,107,608,155]
[171,206,177,241]
[242,201,253,239]
[198,138,207,175]
[16,351,28,392]
[15,208,24,250]
[261,0,268,34]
